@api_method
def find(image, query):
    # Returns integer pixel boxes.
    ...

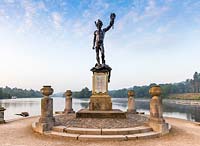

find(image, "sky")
[0,0,200,92]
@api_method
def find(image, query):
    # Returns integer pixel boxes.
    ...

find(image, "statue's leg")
[96,47,100,65]
[101,45,105,64]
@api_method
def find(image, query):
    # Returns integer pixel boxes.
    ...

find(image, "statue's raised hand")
[110,13,116,20]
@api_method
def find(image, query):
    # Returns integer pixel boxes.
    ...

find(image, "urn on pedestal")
[127,90,136,113]
[34,85,55,133]
[64,90,75,113]
[149,85,169,135]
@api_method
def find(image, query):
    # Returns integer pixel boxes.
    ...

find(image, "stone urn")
[149,85,162,97]
[65,90,72,97]
[40,86,54,97]
[128,90,135,97]
[0,107,5,111]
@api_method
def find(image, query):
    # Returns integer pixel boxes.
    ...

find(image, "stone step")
[46,131,160,141]
[52,125,153,135]
[126,131,160,140]
[101,126,152,135]
[78,134,127,141]
[44,131,79,140]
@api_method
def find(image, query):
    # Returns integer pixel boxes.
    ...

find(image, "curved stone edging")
[52,125,153,135]
[32,122,171,141]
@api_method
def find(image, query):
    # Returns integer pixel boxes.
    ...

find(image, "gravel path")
[0,116,200,146]
[55,113,148,128]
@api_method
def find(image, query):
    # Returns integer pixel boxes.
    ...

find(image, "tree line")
[0,86,42,99]
[72,80,193,99]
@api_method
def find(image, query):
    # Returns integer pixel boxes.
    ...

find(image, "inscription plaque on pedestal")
[93,73,107,94]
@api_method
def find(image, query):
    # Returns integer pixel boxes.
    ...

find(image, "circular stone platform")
[32,113,171,141]
[55,113,148,128]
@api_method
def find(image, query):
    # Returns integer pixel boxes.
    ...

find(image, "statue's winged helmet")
[95,19,103,27]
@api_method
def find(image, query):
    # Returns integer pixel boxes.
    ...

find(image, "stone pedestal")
[89,65,112,111]
[35,86,55,133]
[0,107,6,124]
[64,90,75,113]
[149,85,169,135]
[127,90,136,113]
[76,64,126,118]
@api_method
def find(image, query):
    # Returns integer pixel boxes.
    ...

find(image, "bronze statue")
[92,13,116,65]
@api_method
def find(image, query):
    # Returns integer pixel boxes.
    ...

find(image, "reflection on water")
[0,98,200,122]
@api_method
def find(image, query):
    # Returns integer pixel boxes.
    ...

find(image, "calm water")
[0,97,200,122]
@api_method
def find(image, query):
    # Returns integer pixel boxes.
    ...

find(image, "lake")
[0,97,200,122]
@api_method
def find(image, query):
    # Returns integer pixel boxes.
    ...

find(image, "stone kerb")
[148,85,169,135]
[127,90,136,113]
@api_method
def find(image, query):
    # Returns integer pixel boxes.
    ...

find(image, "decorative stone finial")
[128,90,135,97]
[40,85,54,97]
[65,90,72,97]
[0,107,6,111]
[149,85,162,96]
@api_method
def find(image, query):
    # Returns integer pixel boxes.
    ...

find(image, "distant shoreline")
[168,93,200,100]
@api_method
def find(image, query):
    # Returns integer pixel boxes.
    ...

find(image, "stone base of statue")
[76,64,126,118]
[89,64,112,110]
[89,94,112,111]
[76,109,126,118]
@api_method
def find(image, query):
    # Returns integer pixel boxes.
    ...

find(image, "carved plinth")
[89,65,112,111]
[127,90,136,113]
[64,90,75,113]
[89,94,112,111]
[149,85,169,135]
[0,107,6,124]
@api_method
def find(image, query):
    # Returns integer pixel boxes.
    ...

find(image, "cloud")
[116,0,169,34]
[51,12,63,29]
[156,20,176,33]
[4,0,15,3]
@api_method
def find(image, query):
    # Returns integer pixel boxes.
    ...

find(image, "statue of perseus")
[92,13,116,66]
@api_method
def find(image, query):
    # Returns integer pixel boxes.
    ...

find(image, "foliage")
[0,86,42,99]
[72,80,193,99]
[72,87,92,98]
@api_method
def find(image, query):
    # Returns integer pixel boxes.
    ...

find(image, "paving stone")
[55,113,148,129]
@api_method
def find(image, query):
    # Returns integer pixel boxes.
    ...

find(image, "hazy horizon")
[0,0,200,92]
